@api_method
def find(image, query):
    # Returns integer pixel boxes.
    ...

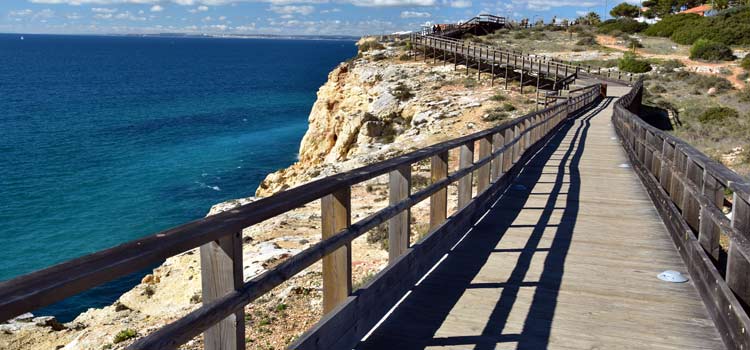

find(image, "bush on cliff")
[742,55,750,71]
[598,18,648,34]
[358,40,384,52]
[689,39,734,61]
[618,52,652,73]
[698,106,739,124]
[645,9,750,46]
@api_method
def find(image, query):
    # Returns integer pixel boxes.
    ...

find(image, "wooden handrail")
[612,79,750,349]
[0,79,604,349]
[417,33,637,85]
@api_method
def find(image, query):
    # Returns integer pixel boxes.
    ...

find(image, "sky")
[0,0,620,36]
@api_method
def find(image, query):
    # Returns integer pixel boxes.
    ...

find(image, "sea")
[0,33,356,321]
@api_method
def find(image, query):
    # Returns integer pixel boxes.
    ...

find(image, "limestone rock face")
[254,44,514,197]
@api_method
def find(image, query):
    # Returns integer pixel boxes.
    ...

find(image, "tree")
[610,2,642,18]
[578,11,602,25]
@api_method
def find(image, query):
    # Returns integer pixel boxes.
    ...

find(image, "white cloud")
[269,5,315,15]
[443,0,472,8]
[400,10,431,18]
[150,5,164,12]
[91,8,118,14]
[349,0,436,6]
[9,9,34,17]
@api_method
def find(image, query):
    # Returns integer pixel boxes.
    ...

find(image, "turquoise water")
[0,34,356,320]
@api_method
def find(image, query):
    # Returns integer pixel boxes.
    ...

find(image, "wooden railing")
[436,14,506,36]
[412,33,638,85]
[0,80,604,349]
[613,80,750,349]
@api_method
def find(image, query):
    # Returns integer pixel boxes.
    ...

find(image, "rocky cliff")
[0,37,534,350]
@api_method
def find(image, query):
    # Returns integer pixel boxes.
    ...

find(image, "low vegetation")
[113,329,137,344]
[597,18,648,34]
[742,56,750,71]
[358,40,385,52]
[618,52,652,73]
[644,9,750,46]
[689,39,734,61]
[698,106,740,123]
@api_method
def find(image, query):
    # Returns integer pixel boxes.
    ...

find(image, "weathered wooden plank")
[476,135,492,194]
[699,172,724,260]
[429,151,449,231]
[491,133,504,182]
[321,188,352,314]
[388,165,411,262]
[728,197,750,308]
[458,141,474,209]
[200,232,245,350]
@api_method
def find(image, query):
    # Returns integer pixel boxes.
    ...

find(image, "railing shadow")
[357,98,612,350]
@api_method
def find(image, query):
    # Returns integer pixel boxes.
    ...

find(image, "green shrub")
[399,53,410,61]
[576,36,597,46]
[513,31,530,40]
[598,18,648,34]
[462,78,477,88]
[484,107,510,121]
[500,102,516,111]
[490,93,507,101]
[697,106,739,123]
[358,40,384,52]
[742,55,750,71]
[531,32,547,40]
[644,14,702,38]
[114,329,137,344]
[673,72,734,93]
[618,52,652,73]
[690,39,734,61]
[646,9,750,46]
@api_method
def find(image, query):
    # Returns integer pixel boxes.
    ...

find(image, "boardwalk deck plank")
[356,88,725,350]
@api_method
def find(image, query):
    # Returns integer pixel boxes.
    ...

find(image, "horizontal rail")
[128,98,576,348]
[0,80,603,350]
[612,79,750,349]
[415,33,636,85]
[0,92,582,321]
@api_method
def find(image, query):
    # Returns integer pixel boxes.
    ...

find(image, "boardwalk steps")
[0,37,749,350]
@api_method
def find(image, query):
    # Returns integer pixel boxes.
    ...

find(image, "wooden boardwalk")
[357,87,725,350]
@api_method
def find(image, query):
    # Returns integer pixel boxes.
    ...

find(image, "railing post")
[388,165,411,262]
[491,51,496,86]
[321,188,352,313]
[699,171,724,260]
[429,151,449,230]
[512,124,522,163]
[458,142,474,210]
[503,128,514,173]
[491,133,504,181]
[727,196,750,306]
[200,232,245,350]
[520,58,525,95]
[477,135,492,194]
[477,46,481,81]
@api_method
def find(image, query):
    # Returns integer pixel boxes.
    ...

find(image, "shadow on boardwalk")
[357,98,613,350]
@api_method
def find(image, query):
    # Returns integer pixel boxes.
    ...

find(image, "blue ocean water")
[0,34,356,321]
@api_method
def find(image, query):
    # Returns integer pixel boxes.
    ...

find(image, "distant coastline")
[0,32,360,41]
